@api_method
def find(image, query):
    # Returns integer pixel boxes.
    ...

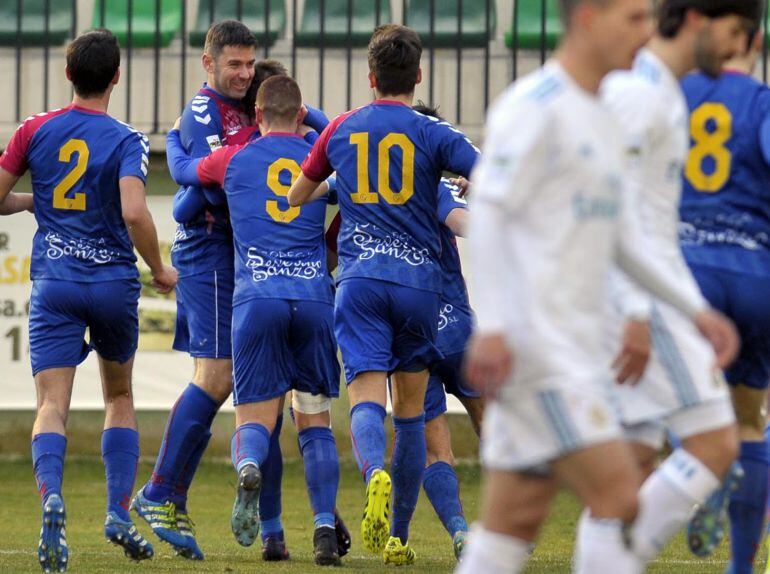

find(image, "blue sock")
[423,461,467,538]
[170,430,212,510]
[728,440,769,574]
[260,415,284,541]
[146,383,219,503]
[32,433,67,506]
[231,423,270,473]
[299,426,339,530]
[101,428,140,522]
[350,402,386,484]
[390,413,427,544]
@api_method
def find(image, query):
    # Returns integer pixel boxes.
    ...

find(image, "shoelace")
[148,501,177,528]
[176,512,196,536]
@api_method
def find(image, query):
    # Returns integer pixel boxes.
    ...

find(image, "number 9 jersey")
[0,104,150,282]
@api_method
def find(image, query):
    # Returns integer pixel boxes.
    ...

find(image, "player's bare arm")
[120,175,178,293]
[0,167,31,215]
[287,173,322,206]
[444,208,468,238]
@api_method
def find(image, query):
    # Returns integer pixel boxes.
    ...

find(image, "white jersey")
[601,49,731,434]
[470,61,709,470]
[603,49,706,317]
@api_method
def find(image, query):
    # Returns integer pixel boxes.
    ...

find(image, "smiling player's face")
[210,45,256,99]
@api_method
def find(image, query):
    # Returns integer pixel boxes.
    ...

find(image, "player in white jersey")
[598,0,761,566]
[456,1,740,573]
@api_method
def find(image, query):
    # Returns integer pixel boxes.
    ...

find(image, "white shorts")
[624,397,735,449]
[613,301,731,429]
[481,373,623,472]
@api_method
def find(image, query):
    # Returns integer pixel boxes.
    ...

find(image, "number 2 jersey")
[0,105,149,282]
[301,100,479,294]
[679,70,770,276]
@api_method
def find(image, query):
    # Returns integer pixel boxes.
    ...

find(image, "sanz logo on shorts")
[352,223,433,267]
[438,303,458,331]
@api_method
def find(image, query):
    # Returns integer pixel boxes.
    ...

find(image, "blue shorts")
[335,278,442,384]
[425,351,481,422]
[29,278,140,375]
[173,269,233,359]
[690,264,770,389]
[231,299,340,406]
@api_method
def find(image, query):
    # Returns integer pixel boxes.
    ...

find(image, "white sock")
[574,514,642,574]
[632,448,720,562]
[455,524,529,574]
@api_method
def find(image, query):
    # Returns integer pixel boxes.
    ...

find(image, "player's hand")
[465,333,513,398]
[172,116,182,131]
[151,264,178,294]
[612,319,651,385]
[449,176,471,197]
[695,309,740,368]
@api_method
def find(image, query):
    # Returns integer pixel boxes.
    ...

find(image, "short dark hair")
[257,75,302,124]
[368,24,422,96]
[66,29,120,98]
[412,101,444,121]
[657,0,763,38]
[243,59,289,120]
[204,20,257,59]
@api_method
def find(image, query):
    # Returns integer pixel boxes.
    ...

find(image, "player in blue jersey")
[165,75,344,566]
[289,24,479,565]
[0,29,177,573]
[679,28,770,574]
[132,21,256,561]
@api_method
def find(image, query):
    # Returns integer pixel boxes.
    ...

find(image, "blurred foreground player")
[0,29,177,572]
[459,0,739,572]
[289,24,479,565]
[679,27,770,574]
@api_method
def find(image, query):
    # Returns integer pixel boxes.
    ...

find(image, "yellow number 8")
[53,138,89,210]
[684,102,732,193]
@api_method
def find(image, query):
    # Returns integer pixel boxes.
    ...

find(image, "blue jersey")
[680,71,770,276]
[0,105,149,282]
[171,84,251,277]
[436,178,471,314]
[302,100,479,293]
[167,130,335,306]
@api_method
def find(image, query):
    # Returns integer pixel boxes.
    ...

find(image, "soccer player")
[288,24,480,565]
[594,0,760,568]
[0,29,177,572]
[677,27,770,574]
[165,75,344,566]
[132,20,256,560]
[458,0,740,572]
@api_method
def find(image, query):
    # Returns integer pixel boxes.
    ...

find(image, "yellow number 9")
[53,139,89,210]
[266,157,301,223]
[684,103,732,193]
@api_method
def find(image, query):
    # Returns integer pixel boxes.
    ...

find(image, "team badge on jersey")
[206,134,222,151]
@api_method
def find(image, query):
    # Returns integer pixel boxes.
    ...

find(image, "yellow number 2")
[53,138,89,210]
[349,132,415,205]
[684,102,732,193]
[266,157,301,223]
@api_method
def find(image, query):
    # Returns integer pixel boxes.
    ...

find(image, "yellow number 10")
[349,132,415,205]
[53,138,89,210]
[684,103,732,193]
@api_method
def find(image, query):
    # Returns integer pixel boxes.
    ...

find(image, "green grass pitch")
[0,456,746,573]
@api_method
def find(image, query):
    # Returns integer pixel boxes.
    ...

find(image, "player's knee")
[684,425,739,479]
[586,485,638,523]
[293,392,332,431]
[195,365,232,403]
[36,399,68,427]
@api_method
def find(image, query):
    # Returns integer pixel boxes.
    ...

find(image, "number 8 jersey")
[301,100,479,293]
[0,105,149,282]
[679,69,770,275]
